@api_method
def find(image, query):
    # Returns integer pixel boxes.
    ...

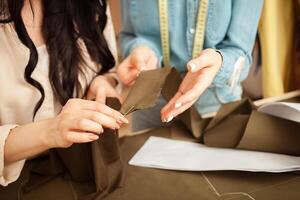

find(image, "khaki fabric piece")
[104,124,300,200]
[204,99,300,156]
[203,99,254,148]
[121,67,210,139]
[122,67,300,155]
[0,98,125,200]
[238,111,300,154]
[121,67,178,115]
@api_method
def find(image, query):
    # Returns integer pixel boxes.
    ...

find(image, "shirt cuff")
[213,49,247,89]
[0,124,26,186]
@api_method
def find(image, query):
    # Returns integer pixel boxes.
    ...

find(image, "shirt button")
[190,28,195,34]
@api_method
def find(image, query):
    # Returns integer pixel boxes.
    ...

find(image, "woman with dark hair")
[0,0,128,186]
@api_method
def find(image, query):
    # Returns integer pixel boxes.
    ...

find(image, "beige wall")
[109,0,122,35]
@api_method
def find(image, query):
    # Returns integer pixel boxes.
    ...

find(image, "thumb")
[118,58,139,85]
[131,49,149,71]
[95,87,106,104]
[187,50,214,73]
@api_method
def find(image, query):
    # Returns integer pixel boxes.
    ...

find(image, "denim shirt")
[120,0,263,115]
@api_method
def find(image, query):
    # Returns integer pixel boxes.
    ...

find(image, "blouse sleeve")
[0,124,26,186]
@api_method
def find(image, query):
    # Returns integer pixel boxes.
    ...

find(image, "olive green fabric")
[121,67,210,139]
[120,67,175,115]
[0,98,125,200]
[104,123,300,200]
[204,99,300,156]
[121,67,300,155]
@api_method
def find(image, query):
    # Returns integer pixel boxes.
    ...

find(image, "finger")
[120,67,140,85]
[118,95,124,104]
[187,53,214,73]
[174,86,205,108]
[131,50,148,71]
[86,89,94,101]
[94,103,129,124]
[167,100,196,118]
[161,91,182,114]
[73,118,104,134]
[67,99,128,124]
[161,92,182,122]
[95,87,106,104]
[105,84,122,101]
[127,69,141,86]
[80,110,121,130]
[148,55,158,70]
[66,131,99,144]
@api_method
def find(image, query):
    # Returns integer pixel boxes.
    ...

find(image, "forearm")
[4,118,55,164]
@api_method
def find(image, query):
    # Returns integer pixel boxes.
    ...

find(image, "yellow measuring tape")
[158,0,210,67]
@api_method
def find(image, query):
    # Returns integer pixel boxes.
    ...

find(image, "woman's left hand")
[87,75,121,103]
[161,49,223,122]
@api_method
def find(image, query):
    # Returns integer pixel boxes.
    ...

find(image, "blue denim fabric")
[120,0,263,115]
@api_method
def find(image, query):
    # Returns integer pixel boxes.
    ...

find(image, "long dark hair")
[0,0,115,117]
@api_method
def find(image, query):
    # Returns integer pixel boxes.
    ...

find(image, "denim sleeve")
[119,0,162,61]
[213,0,263,87]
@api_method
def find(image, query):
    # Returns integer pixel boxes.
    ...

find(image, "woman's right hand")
[117,46,158,86]
[49,98,128,148]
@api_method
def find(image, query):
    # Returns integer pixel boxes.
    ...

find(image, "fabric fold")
[121,67,300,156]
[121,67,209,138]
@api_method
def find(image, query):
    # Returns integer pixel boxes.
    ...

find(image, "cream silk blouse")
[0,9,119,186]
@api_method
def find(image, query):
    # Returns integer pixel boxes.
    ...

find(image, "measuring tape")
[158,0,210,67]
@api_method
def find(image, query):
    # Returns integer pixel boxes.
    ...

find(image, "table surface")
[105,123,300,200]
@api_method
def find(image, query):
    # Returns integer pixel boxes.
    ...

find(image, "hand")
[161,49,223,122]
[117,46,158,85]
[87,75,121,104]
[49,99,129,148]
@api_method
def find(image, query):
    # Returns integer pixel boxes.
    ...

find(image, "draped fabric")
[258,0,296,97]
[121,67,300,156]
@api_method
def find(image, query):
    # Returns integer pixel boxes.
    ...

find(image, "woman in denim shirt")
[118,0,263,131]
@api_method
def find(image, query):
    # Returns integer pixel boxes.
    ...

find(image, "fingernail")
[117,118,122,124]
[136,70,141,78]
[166,115,174,123]
[188,63,197,73]
[140,65,147,71]
[90,135,99,140]
[119,116,129,124]
[175,102,182,108]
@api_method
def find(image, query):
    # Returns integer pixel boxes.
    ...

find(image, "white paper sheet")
[258,102,300,123]
[129,137,300,172]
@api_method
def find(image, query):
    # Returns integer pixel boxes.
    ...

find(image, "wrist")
[40,118,59,149]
